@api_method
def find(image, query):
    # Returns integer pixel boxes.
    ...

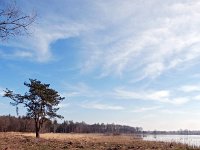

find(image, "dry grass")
[0,132,199,150]
[22,133,138,144]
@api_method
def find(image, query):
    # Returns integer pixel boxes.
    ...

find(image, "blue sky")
[1,0,200,130]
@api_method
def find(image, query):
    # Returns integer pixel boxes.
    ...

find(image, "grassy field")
[0,132,199,150]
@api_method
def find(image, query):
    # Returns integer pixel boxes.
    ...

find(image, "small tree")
[4,79,65,138]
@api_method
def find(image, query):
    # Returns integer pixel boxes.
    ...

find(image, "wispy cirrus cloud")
[80,1,200,79]
[61,82,101,98]
[131,106,162,113]
[81,101,124,110]
[114,88,189,105]
[10,20,90,62]
[113,82,200,105]
[0,50,33,60]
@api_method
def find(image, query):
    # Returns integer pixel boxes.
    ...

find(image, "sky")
[1,0,200,131]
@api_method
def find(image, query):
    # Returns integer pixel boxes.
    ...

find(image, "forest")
[0,115,143,134]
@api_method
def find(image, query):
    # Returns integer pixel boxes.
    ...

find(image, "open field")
[0,132,199,150]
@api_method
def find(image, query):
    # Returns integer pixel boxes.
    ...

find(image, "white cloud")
[81,102,124,110]
[62,91,80,98]
[160,109,186,115]
[21,20,89,62]
[193,95,200,101]
[33,22,91,62]
[179,85,200,92]
[0,50,33,59]
[114,88,189,105]
[62,82,101,98]
[14,51,33,58]
[160,109,200,116]
[144,62,165,79]
[132,106,161,113]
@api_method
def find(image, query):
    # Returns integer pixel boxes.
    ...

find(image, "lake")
[143,134,200,147]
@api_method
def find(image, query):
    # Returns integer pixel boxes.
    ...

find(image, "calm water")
[143,134,200,147]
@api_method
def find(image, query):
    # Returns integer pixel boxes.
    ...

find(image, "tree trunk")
[35,120,40,138]
[36,126,40,138]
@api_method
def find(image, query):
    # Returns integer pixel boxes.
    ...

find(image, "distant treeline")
[143,130,200,135]
[0,115,143,134]
[2,115,198,135]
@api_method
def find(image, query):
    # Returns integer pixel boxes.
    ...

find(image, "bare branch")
[0,2,36,40]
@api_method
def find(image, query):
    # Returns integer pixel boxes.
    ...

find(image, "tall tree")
[0,1,36,40]
[4,79,65,138]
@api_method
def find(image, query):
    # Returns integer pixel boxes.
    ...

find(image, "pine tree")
[4,79,65,138]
